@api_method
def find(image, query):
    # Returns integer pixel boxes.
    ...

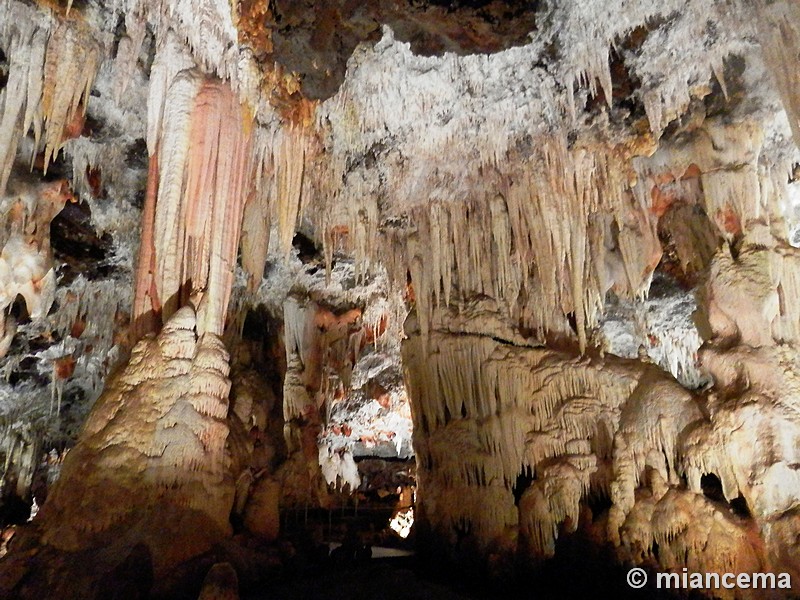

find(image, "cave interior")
[1,0,800,598]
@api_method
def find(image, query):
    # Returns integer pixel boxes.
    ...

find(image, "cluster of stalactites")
[403,325,646,550]
[618,473,763,600]
[552,0,741,137]
[402,310,783,577]
[0,4,103,359]
[354,139,661,352]
[245,123,312,283]
[402,286,800,582]
[134,39,316,338]
[0,10,100,195]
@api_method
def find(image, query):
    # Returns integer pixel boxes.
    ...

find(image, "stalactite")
[274,126,308,257]
[238,121,306,288]
[318,446,360,492]
[0,234,55,347]
[0,424,39,504]
[184,80,252,335]
[519,457,594,558]
[149,70,202,320]
[0,26,47,194]
[145,0,246,90]
[135,71,253,336]
[756,0,800,148]
[239,184,270,291]
[146,31,196,158]
[40,22,100,173]
[111,7,148,103]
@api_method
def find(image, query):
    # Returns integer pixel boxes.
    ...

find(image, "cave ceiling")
[239,0,542,99]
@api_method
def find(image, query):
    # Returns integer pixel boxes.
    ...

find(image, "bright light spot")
[389,507,414,538]
[27,497,39,522]
[790,223,800,248]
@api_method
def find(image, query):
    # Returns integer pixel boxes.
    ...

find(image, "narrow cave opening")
[700,472,726,503]
[292,232,321,263]
[9,294,29,324]
[730,495,752,519]
[701,474,752,520]
[586,490,613,521]
[0,47,7,90]
[0,489,29,527]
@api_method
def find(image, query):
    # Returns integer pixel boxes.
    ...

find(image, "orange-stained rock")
[53,355,75,380]
[37,307,235,575]
[242,478,281,543]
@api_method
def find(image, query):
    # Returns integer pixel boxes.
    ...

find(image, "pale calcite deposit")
[0,178,74,358]
[39,307,235,573]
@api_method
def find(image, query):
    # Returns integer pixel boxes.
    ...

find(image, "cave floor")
[243,555,682,600]
[246,558,471,600]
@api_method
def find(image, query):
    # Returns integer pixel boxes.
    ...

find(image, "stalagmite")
[329,136,663,352]
[37,307,235,575]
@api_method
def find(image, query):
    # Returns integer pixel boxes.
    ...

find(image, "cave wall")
[403,292,800,588]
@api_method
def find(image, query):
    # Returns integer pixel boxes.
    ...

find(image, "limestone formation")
[0,0,800,597]
[39,307,235,572]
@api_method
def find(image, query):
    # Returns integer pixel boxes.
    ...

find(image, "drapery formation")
[133,73,253,339]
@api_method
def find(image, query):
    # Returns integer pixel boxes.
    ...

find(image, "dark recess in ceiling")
[265,0,541,99]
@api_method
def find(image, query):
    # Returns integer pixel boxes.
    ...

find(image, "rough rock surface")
[0,307,236,599]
